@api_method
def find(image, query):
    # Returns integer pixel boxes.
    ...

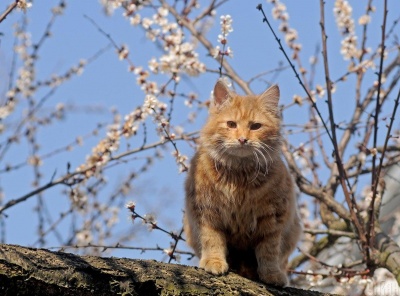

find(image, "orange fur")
[184,80,301,286]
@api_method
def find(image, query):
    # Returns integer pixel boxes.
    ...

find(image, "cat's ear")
[259,84,280,111]
[213,80,232,107]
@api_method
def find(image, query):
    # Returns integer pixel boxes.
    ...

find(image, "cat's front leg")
[199,224,228,275]
[255,234,288,287]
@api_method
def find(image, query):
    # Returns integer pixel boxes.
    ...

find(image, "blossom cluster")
[69,186,120,254]
[100,0,150,16]
[76,123,121,177]
[172,150,188,173]
[126,200,158,231]
[127,5,206,78]
[14,23,35,98]
[163,246,181,262]
[16,0,32,12]
[2,21,86,126]
[102,2,206,80]
[76,90,171,174]
[213,15,234,59]
[333,0,375,61]
[267,0,301,57]
[334,0,358,60]
[293,143,313,177]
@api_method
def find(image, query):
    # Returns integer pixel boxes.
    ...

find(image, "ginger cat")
[184,80,301,286]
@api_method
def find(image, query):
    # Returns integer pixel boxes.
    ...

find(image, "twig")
[111,130,198,162]
[168,227,184,263]
[32,208,74,247]
[303,228,357,239]
[0,175,66,216]
[6,24,19,92]
[337,51,400,158]
[126,205,186,248]
[368,0,388,252]
[193,0,229,25]
[159,123,189,172]
[319,0,366,252]
[385,16,400,40]
[0,131,198,215]
[371,88,400,218]
[167,77,179,123]
[282,140,350,221]
[308,44,320,90]
[0,1,20,24]
[84,14,136,70]
[32,8,58,55]
[0,121,107,174]
[84,15,120,49]
[256,4,334,145]
[0,88,58,162]
[358,0,373,63]
[247,63,289,85]
[297,247,370,277]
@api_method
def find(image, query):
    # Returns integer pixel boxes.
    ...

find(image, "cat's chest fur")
[195,153,288,247]
[218,189,277,242]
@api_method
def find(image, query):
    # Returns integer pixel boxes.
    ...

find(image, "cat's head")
[201,80,282,164]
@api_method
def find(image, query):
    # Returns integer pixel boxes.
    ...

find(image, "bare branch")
[0,131,198,215]
[368,0,389,252]
[0,1,19,24]
[319,0,366,251]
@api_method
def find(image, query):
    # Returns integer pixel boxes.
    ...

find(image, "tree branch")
[0,131,198,215]
[0,1,19,24]
[368,0,389,251]
[0,243,333,296]
[319,0,367,254]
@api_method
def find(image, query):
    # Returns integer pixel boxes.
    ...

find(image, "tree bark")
[374,226,400,283]
[0,243,335,296]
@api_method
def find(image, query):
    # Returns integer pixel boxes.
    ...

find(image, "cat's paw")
[199,257,229,275]
[258,270,288,287]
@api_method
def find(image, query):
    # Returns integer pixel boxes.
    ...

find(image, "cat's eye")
[227,121,237,128]
[250,123,262,130]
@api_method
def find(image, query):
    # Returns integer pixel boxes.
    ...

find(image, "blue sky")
[0,0,399,265]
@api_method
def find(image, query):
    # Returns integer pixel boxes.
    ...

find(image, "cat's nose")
[238,137,248,145]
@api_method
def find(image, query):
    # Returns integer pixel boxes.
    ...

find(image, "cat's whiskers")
[250,151,262,183]
[250,150,260,183]
[213,140,277,178]
[213,144,230,175]
[258,143,275,164]
[259,141,277,153]
[254,147,269,176]
[214,161,220,175]
[264,145,277,154]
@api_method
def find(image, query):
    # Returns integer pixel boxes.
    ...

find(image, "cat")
[184,79,301,286]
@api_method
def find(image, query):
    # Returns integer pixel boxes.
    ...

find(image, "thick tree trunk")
[0,243,334,296]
